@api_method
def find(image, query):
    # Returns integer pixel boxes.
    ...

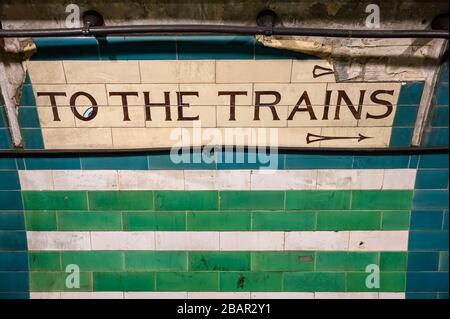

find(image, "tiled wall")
[0,36,448,299]
[0,157,29,299]
[406,62,449,299]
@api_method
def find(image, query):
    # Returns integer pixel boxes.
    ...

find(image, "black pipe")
[0,24,448,39]
[0,146,448,156]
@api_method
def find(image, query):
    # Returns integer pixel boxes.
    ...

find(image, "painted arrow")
[312,65,334,78]
[306,133,372,144]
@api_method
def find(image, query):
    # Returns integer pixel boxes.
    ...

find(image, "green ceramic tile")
[23,191,88,211]
[189,252,250,271]
[220,272,282,292]
[125,252,187,271]
[155,191,218,211]
[94,272,155,291]
[220,191,284,210]
[251,252,314,271]
[252,212,316,230]
[123,212,185,231]
[25,212,57,231]
[346,272,406,292]
[156,272,219,291]
[88,191,153,211]
[316,211,381,230]
[187,212,250,231]
[381,211,410,230]
[286,191,351,210]
[351,190,413,210]
[30,271,92,292]
[315,252,378,271]
[28,252,61,271]
[380,252,407,271]
[283,272,346,292]
[57,212,121,230]
[61,252,123,271]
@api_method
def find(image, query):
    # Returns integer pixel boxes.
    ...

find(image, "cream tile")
[178,84,253,106]
[219,232,285,251]
[33,84,108,107]
[140,60,215,83]
[358,104,397,127]
[216,60,291,83]
[382,169,417,190]
[27,231,91,251]
[27,61,66,84]
[106,84,178,106]
[181,127,254,147]
[277,127,321,148]
[90,232,155,250]
[253,83,327,106]
[118,170,184,190]
[251,170,317,190]
[145,106,216,128]
[155,232,219,250]
[291,60,336,83]
[217,105,288,128]
[63,61,140,84]
[326,83,401,107]
[75,106,145,128]
[52,170,119,190]
[111,127,182,149]
[18,170,54,190]
[287,106,359,127]
[284,231,350,251]
[318,127,392,148]
[348,231,409,251]
[36,106,75,128]
[42,128,113,149]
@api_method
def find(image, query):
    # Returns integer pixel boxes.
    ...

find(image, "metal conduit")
[0,24,448,39]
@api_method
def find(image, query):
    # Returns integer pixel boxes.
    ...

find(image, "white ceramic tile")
[42,128,113,149]
[90,231,155,250]
[124,292,188,299]
[251,292,314,299]
[219,232,285,251]
[378,293,405,299]
[60,292,124,299]
[52,170,119,190]
[118,170,184,190]
[315,292,379,299]
[352,169,384,190]
[284,231,349,251]
[188,292,251,299]
[382,169,417,189]
[29,292,62,299]
[250,170,317,190]
[155,232,219,250]
[27,231,91,251]
[140,60,215,83]
[348,231,409,251]
[317,169,354,190]
[18,170,54,190]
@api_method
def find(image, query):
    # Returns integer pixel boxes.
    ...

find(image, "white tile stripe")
[26,231,409,251]
[29,292,405,299]
[18,169,417,191]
